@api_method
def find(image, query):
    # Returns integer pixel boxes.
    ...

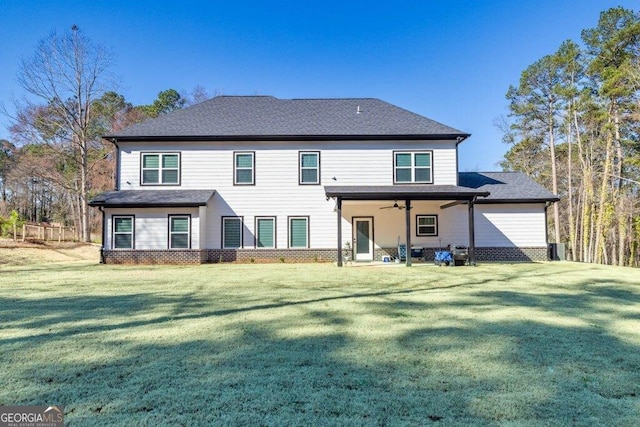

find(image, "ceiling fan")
[380,201,406,210]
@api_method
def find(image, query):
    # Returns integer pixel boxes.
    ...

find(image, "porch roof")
[324,185,489,201]
[89,190,216,208]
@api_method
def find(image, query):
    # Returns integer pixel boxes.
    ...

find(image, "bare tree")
[14,25,115,242]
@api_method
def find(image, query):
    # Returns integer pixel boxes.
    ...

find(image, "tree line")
[2,10,639,268]
[502,7,640,267]
[0,26,207,241]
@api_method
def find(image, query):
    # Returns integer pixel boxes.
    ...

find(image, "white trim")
[112,215,134,249]
[222,216,243,248]
[352,217,373,261]
[234,152,255,185]
[141,152,181,185]
[169,215,191,249]
[255,216,276,248]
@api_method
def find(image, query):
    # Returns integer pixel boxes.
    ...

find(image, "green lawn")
[1,260,639,425]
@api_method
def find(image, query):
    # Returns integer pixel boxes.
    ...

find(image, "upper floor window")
[234,152,255,185]
[299,151,320,185]
[141,153,180,185]
[169,215,190,249]
[394,151,433,184]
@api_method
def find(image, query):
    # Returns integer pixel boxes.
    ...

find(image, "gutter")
[103,133,472,143]
[475,197,561,204]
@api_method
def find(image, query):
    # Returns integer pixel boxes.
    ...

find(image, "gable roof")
[88,190,216,208]
[107,96,469,141]
[458,172,559,203]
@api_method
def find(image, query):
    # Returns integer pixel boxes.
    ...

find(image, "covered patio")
[324,185,490,267]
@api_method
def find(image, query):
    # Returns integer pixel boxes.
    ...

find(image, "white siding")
[343,201,469,249]
[475,204,547,247]
[105,207,200,250]
[117,140,458,249]
[118,140,458,189]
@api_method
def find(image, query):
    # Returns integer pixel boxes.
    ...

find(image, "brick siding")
[101,246,549,264]
[475,247,548,262]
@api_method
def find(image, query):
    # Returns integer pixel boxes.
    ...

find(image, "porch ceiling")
[324,185,489,201]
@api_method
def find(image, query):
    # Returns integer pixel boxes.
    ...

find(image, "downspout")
[336,197,343,267]
[108,138,121,190]
[545,202,550,260]
[405,199,412,267]
[99,206,106,264]
[455,136,465,187]
[468,196,477,266]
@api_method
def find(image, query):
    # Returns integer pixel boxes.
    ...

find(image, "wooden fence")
[16,223,77,242]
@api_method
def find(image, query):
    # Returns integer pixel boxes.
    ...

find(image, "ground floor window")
[289,216,309,248]
[256,217,276,248]
[169,215,190,249]
[223,217,243,248]
[113,216,134,249]
[416,215,438,236]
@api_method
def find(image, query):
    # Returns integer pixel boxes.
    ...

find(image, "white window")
[169,215,190,249]
[255,217,276,248]
[416,215,438,236]
[299,151,320,184]
[113,216,134,249]
[223,217,243,248]
[394,151,432,184]
[141,153,180,185]
[289,217,309,248]
[234,152,255,185]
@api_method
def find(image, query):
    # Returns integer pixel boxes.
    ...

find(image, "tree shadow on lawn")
[2,280,639,425]
[0,284,472,347]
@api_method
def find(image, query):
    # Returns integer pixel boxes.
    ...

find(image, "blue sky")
[1,1,637,171]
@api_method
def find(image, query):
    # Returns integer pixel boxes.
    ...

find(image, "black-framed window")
[234,152,255,185]
[416,215,438,236]
[289,216,309,248]
[141,153,180,185]
[222,217,243,248]
[394,151,433,184]
[169,215,190,249]
[255,216,276,248]
[299,151,320,184]
[113,215,134,249]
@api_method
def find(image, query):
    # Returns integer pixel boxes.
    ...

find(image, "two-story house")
[89,96,559,265]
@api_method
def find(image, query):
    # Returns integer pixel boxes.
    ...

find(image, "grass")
[0,253,639,425]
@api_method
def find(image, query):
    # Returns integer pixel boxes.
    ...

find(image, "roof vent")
[356,105,361,114]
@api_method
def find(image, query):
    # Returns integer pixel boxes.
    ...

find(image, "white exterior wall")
[105,207,200,250]
[117,140,458,249]
[474,204,547,247]
[343,201,469,250]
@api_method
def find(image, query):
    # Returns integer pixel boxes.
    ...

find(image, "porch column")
[468,198,476,265]
[405,199,412,267]
[336,197,343,267]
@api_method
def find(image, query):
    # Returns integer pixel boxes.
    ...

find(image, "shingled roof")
[89,190,216,208]
[107,96,468,141]
[324,172,558,203]
[458,172,559,203]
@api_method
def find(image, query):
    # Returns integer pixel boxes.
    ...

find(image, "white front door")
[353,218,373,261]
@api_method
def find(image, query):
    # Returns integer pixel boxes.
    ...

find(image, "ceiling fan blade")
[380,206,394,209]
